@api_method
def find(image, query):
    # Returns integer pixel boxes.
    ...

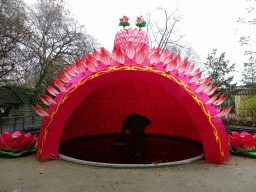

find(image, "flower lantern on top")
[119,16,130,29]
[136,16,146,30]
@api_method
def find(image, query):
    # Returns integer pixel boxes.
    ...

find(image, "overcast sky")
[24,0,255,86]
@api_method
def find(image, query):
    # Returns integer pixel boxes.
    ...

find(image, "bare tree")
[145,7,185,52]
[22,0,99,90]
[144,7,202,68]
[0,0,34,85]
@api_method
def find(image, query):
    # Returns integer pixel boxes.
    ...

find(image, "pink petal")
[191,67,201,77]
[166,57,178,72]
[93,49,101,61]
[73,60,84,73]
[52,78,67,92]
[69,65,79,75]
[78,57,87,69]
[205,93,220,105]
[195,81,208,93]
[147,47,156,59]
[203,82,214,94]
[44,93,57,105]
[37,105,49,117]
[207,84,219,96]
[32,106,45,117]
[149,50,160,65]
[62,69,72,81]
[216,96,227,105]
[46,84,59,96]
[214,106,233,118]
[87,54,98,68]
[175,55,182,69]
[66,66,76,77]
[38,95,50,106]
[163,54,174,66]
[213,94,224,105]
[77,58,87,73]
[160,49,168,63]
[101,47,111,65]
[12,131,22,137]
[135,48,146,64]
[115,48,126,64]
[189,72,202,83]
[86,56,96,72]
[199,77,211,85]
[24,133,31,137]
[176,60,189,74]
[118,45,125,55]
[222,106,233,116]
[136,43,144,53]
[184,63,195,75]
[126,42,136,59]
[58,73,70,84]
[72,62,81,74]
[240,131,251,137]
[213,95,226,106]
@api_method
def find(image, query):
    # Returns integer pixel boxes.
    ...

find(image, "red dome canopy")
[35,24,231,164]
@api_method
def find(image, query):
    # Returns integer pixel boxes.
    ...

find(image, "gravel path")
[0,154,256,192]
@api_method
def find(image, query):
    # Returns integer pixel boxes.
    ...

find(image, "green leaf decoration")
[0,147,36,157]
[229,146,256,158]
[119,22,130,27]
[136,21,146,28]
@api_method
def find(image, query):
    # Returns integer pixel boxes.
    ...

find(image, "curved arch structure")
[35,26,231,164]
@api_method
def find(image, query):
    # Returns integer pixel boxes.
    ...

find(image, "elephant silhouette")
[114,113,151,163]
[120,113,151,136]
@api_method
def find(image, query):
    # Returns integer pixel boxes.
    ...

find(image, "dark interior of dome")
[59,81,204,164]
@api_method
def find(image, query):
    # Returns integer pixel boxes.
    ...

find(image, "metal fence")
[221,98,236,113]
[222,113,253,121]
[0,115,44,135]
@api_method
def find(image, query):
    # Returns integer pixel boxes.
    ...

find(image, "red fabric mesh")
[61,81,201,143]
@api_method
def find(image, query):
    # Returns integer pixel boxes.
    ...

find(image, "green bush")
[236,94,256,122]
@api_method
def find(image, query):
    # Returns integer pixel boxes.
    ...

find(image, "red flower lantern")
[228,131,256,157]
[0,131,37,157]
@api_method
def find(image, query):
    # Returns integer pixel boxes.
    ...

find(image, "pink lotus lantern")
[0,131,37,157]
[119,15,130,28]
[136,16,146,28]
[227,131,256,157]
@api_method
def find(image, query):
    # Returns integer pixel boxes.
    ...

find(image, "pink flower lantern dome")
[33,16,232,165]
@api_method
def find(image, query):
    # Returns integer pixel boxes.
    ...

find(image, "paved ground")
[0,153,256,192]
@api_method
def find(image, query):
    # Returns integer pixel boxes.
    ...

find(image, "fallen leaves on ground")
[35,169,44,171]
[155,173,161,176]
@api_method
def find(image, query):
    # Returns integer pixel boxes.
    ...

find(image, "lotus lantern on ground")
[228,131,256,157]
[0,131,37,157]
